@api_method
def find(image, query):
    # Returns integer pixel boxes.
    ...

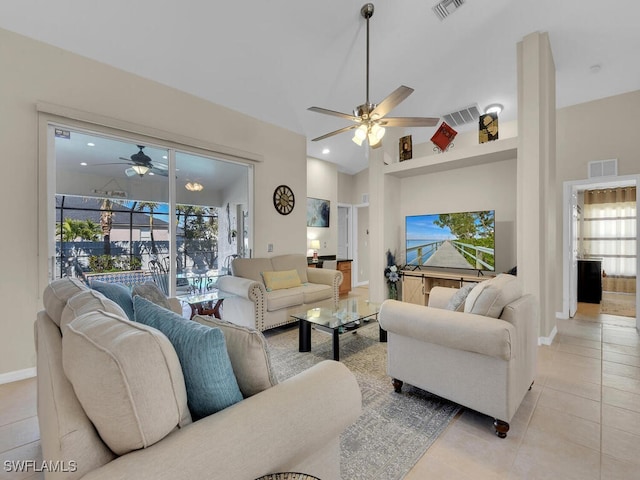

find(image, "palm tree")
[137,201,160,254]
[56,219,101,242]
[99,198,115,255]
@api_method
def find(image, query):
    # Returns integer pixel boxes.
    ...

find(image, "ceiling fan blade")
[311,124,359,142]
[92,161,131,166]
[380,116,440,127]
[150,167,169,177]
[308,107,360,123]
[370,86,414,119]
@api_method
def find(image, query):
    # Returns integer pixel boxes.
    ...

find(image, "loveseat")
[378,274,538,438]
[35,277,361,479]
[217,254,343,331]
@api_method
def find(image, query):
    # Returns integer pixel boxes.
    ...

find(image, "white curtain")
[583,187,636,293]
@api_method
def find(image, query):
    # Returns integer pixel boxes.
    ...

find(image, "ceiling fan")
[118,145,168,177]
[308,3,439,148]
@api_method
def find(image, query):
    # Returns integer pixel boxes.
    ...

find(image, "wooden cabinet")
[401,270,485,306]
[337,260,352,296]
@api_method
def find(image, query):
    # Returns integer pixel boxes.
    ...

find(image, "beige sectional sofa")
[35,277,361,479]
[217,254,343,331]
[379,274,538,438]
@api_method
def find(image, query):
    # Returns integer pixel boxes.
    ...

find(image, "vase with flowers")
[384,250,401,300]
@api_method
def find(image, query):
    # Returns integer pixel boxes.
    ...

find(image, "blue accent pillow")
[91,281,135,320]
[133,296,243,420]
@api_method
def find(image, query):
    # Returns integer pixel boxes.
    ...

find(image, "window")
[582,186,636,292]
[52,126,252,296]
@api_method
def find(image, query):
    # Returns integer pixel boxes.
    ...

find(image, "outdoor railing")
[451,241,495,271]
[405,241,444,266]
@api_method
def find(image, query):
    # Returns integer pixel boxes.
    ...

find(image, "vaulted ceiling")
[1,0,639,174]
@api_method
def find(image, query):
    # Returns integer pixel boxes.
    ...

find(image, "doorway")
[337,205,351,261]
[563,175,639,330]
[353,204,369,286]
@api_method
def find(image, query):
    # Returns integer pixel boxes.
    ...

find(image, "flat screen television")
[405,210,495,272]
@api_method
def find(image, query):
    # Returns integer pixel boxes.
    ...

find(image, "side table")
[254,474,320,480]
[177,289,234,319]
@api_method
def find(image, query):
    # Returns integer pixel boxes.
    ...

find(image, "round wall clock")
[273,185,295,215]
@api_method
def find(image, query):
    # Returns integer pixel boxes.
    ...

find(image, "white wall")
[306,157,338,256]
[398,159,517,273]
[0,27,307,376]
[555,89,640,311]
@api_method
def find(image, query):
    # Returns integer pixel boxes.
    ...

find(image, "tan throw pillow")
[464,274,522,318]
[43,277,89,327]
[60,289,128,331]
[261,270,302,291]
[193,315,278,397]
[62,311,191,455]
[132,281,172,310]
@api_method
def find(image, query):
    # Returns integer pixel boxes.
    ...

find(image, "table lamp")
[309,240,321,262]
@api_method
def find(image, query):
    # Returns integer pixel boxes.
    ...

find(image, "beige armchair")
[379,274,538,438]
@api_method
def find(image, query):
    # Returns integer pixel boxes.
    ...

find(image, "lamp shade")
[309,240,321,250]
[131,164,150,176]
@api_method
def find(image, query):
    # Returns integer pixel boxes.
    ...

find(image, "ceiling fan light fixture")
[371,123,385,139]
[131,164,150,176]
[484,103,503,115]
[185,181,203,192]
[352,125,368,145]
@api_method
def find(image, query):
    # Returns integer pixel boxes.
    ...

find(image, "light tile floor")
[1,296,638,479]
[405,301,640,480]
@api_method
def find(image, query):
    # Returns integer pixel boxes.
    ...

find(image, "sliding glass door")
[52,125,251,297]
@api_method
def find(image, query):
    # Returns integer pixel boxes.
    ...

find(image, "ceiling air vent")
[433,0,465,21]
[442,104,480,127]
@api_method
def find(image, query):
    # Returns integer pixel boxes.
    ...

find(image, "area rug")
[601,292,636,318]
[263,323,460,480]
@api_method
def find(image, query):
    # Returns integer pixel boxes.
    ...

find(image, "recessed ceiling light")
[484,103,503,115]
[87,142,95,147]
[589,64,602,74]
[80,162,88,166]
[322,148,330,155]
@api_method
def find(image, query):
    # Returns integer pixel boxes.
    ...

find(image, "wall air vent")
[433,0,465,21]
[588,159,618,178]
[442,104,480,127]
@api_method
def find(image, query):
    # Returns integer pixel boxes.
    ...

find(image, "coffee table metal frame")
[292,297,387,361]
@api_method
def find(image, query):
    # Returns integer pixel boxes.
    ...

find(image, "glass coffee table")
[292,297,386,361]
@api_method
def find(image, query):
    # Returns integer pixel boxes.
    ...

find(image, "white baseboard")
[0,367,36,385]
[538,326,558,346]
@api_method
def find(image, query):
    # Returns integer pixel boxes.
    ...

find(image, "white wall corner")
[556,310,569,320]
[538,326,558,346]
[0,367,36,385]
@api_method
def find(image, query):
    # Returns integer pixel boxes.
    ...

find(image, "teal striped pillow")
[133,296,243,419]
[92,281,135,320]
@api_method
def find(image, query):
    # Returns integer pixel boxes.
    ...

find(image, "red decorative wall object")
[430,122,458,152]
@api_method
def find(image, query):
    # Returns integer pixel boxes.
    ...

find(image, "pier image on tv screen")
[405,210,495,271]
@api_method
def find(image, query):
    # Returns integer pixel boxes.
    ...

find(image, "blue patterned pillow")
[133,296,243,419]
[91,281,135,320]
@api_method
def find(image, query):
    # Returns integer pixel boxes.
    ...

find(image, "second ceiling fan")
[308,3,439,148]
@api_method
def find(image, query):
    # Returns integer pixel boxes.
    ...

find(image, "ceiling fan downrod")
[361,3,374,107]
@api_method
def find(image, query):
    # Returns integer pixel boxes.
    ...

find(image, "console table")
[401,270,488,306]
